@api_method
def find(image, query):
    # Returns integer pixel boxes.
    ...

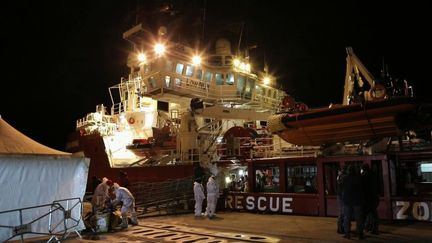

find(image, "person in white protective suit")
[91,177,113,212]
[111,183,138,228]
[193,178,205,217]
[205,175,219,219]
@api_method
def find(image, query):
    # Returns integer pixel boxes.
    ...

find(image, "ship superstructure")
[73,21,288,172]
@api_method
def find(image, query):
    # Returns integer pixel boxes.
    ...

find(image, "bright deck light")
[192,55,201,65]
[137,53,146,63]
[154,43,165,56]
[263,77,271,85]
[233,59,240,66]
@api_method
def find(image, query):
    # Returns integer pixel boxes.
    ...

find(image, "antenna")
[135,0,140,25]
[201,0,207,44]
[237,22,245,55]
[263,50,268,73]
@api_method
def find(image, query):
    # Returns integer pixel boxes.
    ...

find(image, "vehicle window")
[393,159,432,197]
[254,165,280,193]
[287,165,318,193]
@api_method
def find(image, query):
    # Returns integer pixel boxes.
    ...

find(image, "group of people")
[91,177,138,229]
[193,175,220,219]
[336,164,379,239]
[228,174,248,192]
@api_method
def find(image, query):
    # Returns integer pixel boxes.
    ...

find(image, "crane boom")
[343,47,376,105]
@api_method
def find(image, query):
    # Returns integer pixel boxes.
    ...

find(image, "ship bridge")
[120,23,285,113]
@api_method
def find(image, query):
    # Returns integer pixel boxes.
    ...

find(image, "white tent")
[0,116,89,241]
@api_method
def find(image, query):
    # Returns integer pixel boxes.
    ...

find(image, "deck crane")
[343,47,387,105]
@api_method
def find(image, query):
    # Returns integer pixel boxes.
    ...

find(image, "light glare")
[192,55,201,65]
[137,53,146,63]
[154,43,165,56]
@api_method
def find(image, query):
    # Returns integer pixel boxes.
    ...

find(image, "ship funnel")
[215,38,231,55]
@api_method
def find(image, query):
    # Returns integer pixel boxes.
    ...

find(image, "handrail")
[0,197,83,243]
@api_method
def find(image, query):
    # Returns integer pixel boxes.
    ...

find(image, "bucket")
[95,213,110,233]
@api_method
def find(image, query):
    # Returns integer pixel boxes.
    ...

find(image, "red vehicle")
[224,147,432,222]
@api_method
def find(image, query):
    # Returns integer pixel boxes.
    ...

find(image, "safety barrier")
[0,197,83,243]
[129,177,194,216]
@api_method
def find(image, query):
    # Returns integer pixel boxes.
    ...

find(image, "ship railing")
[76,113,117,136]
[135,70,252,103]
[160,71,243,101]
[199,119,226,159]
[111,100,128,115]
[179,150,201,164]
[216,136,275,159]
[0,197,83,243]
[215,136,318,159]
[250,137,275,158]
[274,144,320,158]
[251,93,281,110]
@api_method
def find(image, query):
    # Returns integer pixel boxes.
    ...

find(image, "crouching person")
[111,183,138,228]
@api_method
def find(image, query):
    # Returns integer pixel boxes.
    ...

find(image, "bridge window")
[286,165,317,193]
[237,75,246,95]
[226,73,234,85]
[148,76,157,88]
[165,76,171,87]
[204,71,213,82]
[255,165,280,193]
[215,73,224,85]
[255,86,262,95]
[185,65,194,77]
[244,78,255,99]
[175,63,184,75]
[196,69,203,80]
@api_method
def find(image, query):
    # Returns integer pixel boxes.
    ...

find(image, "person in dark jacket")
[342,165,365,239]
[336,165,347,234]
[361,164,379,234]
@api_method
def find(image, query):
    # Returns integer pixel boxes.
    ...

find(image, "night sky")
[1,0,431,151]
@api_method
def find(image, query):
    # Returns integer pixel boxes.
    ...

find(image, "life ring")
[128,117,135,124]
[295,102,309,112]
[281,95,295,109]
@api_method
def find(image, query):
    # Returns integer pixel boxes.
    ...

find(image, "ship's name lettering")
[226,195,293,213]
[185,79,208,90]
[394,201,432,221]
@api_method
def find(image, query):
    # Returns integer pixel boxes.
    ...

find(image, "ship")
[66,5,288,190]
[65,5,432,221]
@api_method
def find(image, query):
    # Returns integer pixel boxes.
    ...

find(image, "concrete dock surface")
[61,211,432,243]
